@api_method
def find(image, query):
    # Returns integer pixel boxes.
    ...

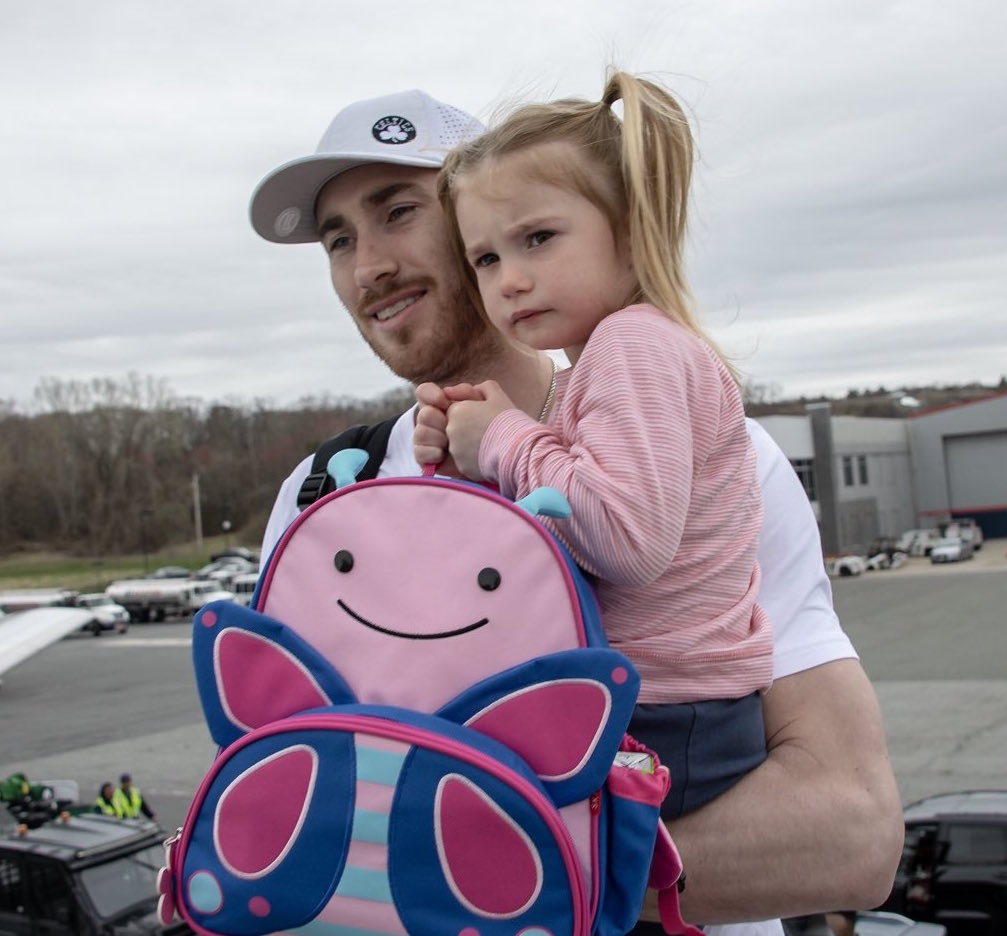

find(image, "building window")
[842,456,854,487]
[790,458,817,501]
[858,455,868,485]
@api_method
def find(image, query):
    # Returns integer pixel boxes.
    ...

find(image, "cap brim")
[249,150,444,245]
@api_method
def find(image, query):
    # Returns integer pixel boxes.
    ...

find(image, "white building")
[754,391,1007,554]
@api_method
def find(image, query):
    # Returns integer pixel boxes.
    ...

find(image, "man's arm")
[641,421,905,925]
[664,658,904,924]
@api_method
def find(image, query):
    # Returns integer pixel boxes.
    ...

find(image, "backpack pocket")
[594,734,670,935]
[163,705,591,936]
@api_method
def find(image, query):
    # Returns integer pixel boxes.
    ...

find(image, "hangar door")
[944,431,1007,510]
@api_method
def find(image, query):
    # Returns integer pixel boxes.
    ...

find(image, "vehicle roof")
[0,814,162,866]
[904,790,1007,822]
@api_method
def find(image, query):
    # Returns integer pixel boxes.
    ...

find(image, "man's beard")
[361,282,506,387]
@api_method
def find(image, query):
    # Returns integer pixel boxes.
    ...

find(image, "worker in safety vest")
[94,782,123,817]
[112,773,156,821]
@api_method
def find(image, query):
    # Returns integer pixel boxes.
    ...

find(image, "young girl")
[414,71,774,828]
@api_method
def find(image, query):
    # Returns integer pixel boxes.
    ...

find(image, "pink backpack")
[158,450,699,935]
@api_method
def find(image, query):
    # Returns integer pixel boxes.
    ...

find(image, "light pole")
[222,519,232,549]
[140,509,152,574]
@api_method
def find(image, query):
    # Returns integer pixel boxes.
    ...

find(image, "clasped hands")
[413,380,515,480]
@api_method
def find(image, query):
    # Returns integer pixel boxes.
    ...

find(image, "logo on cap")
[372,115,416,145]
[274,207,302,238]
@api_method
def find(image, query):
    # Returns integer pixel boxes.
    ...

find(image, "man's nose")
[353,236,397,290]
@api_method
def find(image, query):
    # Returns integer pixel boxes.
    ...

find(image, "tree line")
[0,374,412,557]
[6,373,1001,558]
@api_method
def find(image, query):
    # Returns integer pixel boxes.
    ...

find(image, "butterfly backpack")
[158,450,701,936]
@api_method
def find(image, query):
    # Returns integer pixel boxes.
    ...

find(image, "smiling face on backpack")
[258,482,585,712]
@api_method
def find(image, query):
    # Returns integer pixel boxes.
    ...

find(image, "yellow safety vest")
[95,796,120,817]
[112,787,142,818]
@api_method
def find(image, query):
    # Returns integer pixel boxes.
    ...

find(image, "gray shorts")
[628,692,767,821]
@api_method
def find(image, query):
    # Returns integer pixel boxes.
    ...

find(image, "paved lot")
[1,542,1005,832]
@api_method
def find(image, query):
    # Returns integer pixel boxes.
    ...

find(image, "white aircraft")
[0,607,94,687]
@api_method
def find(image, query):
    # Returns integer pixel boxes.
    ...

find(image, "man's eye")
[472,252,498,269]
[327,234,352,254]
[529,230,554,247]
[387,204,416,223]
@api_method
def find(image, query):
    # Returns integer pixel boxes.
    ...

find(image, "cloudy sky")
[2,0,1004,411]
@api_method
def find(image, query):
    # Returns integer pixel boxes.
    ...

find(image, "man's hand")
[443,380,516,481]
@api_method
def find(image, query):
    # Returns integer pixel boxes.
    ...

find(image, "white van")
[231,573,260,607]
[896,528,942,557]
[942,518,984,552]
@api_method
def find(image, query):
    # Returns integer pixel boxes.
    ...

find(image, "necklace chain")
[537,359,558,423]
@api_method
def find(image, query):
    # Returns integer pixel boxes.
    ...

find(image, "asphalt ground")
[1,542,1005,834]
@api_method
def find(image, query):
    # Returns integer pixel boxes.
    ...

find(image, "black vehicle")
[882,790,1007,936]
[0,813,191,934]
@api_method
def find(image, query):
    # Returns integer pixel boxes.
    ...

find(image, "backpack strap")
[651,823,704,936]
[295,415,399,511]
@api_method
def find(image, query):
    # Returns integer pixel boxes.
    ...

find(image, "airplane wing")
[0,608,94,681]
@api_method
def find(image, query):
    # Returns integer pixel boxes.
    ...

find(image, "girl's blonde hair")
[439,70,733,373]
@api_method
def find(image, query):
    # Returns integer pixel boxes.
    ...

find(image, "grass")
[0,534,254,593]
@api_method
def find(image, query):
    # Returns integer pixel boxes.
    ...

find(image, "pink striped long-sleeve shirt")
[479,304,774,704]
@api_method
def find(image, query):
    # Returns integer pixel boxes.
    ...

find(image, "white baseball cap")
[249,90,485,244]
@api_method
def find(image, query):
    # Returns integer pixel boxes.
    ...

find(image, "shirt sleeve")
[260,455,312,561]
[746,419,858,678]
[480,307,726,587]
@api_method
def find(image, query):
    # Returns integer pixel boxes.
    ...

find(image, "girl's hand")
[444,380,515,481]
[414,382,485,476]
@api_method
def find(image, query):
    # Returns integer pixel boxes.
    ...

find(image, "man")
[250,90,903,933]
[112,773,155,821]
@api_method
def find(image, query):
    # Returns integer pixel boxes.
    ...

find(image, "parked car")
[881,790,1007,935]
[942,518,984,553]
[194,556,257,587]
[146,565,192,579]
[210,546,259,564]
[785,911,946,935]
[864,550,909,572]
[0,812,192,933]
[73,593,130,635]
[831,554,868,577]
[930,537,974,564]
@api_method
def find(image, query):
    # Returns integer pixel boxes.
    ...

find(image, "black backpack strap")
[296,415,399,511]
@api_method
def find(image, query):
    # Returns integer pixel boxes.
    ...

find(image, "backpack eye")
[333,550,354,573]
[477,567,501,591]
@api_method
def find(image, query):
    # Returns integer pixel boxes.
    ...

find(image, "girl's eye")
[472,252,499,269]
[333,550,354,573]
[529,230,554,247]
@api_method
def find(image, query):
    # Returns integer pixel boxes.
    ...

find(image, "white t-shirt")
[259,409,856,936]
